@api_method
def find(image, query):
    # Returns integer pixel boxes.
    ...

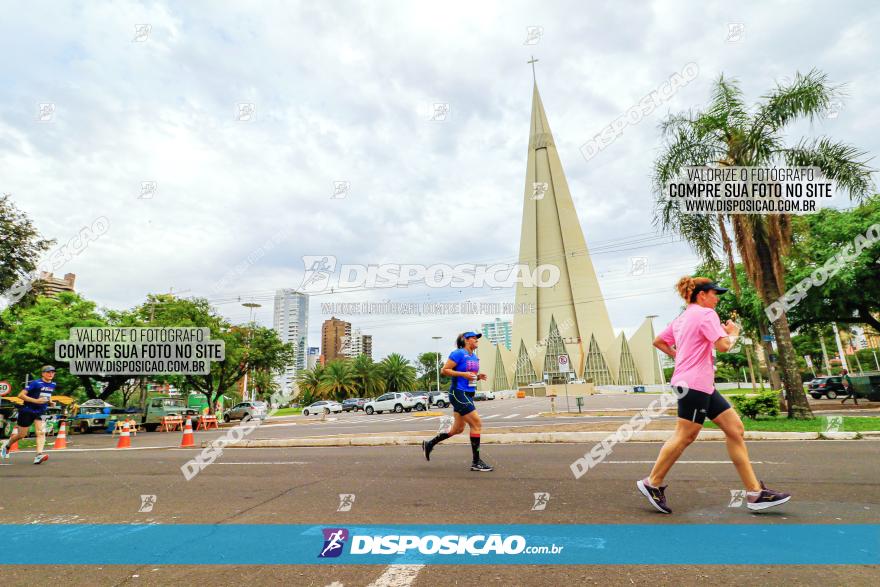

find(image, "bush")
[731,390,780,419]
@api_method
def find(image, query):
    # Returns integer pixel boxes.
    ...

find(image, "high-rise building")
[35,272,76,297]
[273,289,309,395]
[342,328,373,360]
[322,316,351,363]
[478,80,660,390]
[481,318,512,350]
[307,347,320,369]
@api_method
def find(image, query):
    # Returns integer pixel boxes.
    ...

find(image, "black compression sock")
[470,434,480,463]
[428,432,451,448]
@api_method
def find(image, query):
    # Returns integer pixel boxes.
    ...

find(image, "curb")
[218,429,873,448]
[410,411,443,418]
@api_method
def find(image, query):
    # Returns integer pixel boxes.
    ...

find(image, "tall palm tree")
[320,360,359,402]
[654,70,874,418]
[351,354,386,398]
[380,353,418,392]
[296,364,326,404]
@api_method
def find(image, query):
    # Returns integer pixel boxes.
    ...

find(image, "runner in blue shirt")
[422,332,492,471]
[1,365,56,464]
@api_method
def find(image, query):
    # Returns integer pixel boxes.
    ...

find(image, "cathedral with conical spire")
[478,76,661,389]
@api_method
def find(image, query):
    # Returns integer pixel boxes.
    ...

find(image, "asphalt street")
[1,438,878,586]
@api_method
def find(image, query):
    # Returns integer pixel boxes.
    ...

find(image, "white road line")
[421,416,441,421]
[214,461,309,465]
[367,564,425,587]
[503,414,520,419]
[603,460,765,464]
[483,414,500,419]
[525,414,540,419]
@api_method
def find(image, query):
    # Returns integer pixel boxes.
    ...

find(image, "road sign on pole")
[557,355,570,373]
[0,381,10,396]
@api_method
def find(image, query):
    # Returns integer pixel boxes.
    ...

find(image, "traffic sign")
[557,354,571,373]
[0,380,11,396]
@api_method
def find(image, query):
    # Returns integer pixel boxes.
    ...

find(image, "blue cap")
[462,331,482,339]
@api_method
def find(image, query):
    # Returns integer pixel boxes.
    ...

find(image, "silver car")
[223,401,268,422]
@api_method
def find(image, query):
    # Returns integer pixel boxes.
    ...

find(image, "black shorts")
[448,389,476,416]
[675,387,731,425]
[16,408,44,428]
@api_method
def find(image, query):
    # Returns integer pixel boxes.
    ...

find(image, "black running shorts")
[16,408,43,428]
[675,386,731,425]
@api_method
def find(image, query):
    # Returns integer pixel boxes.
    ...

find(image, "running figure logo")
[531,492,550,511]
[300,255,337,293]
[337,493,355,512]
[318,528,349,558]
[138,495,157,513]
[728,489,746,508]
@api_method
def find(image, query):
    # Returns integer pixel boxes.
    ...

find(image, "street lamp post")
[241,302,262,402]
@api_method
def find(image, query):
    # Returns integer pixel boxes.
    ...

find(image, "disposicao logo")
[319,528,349,558]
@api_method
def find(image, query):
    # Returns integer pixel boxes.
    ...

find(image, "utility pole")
[432,336,442,393]
[832,322,849,373]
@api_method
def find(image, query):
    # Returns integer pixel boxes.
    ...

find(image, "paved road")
[2,439,878,585]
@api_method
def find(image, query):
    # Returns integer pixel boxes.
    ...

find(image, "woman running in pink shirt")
[637,276,791,514]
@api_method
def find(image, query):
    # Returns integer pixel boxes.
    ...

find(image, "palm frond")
[752,69,841,134]
[781,137,876,201]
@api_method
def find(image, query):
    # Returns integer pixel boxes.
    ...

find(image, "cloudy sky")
[2,0,877,362]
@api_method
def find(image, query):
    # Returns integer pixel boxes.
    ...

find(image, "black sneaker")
[422,440,433,461]
[637,477,671,514]
[470,460,493,472]
[746,481,791,511]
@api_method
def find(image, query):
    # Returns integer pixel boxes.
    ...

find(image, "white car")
[427,391,449,408]
[364,392,420,414]
[302,401,343,416]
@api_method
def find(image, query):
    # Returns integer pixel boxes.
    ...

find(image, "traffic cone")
[52,420,68,450]
[179,417,195,448]
[116,423,131,449]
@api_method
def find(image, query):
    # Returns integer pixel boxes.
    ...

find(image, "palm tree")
[320,360,359,402]
[654,70,874,418]
[351,354,386,398]
[380,353,418,392]
[296,364,326,404]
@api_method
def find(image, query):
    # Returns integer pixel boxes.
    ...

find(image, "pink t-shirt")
[657,304,728,394]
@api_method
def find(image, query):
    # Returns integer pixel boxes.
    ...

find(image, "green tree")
[320,359,359,401]
[146,295,294,413]
[350,354,385,398]
[654,70,874,418]
[380,353,417,392]
[296,365,326,405]
[0,194,55,311]
[784,196,880,332]
[416,351,449,391]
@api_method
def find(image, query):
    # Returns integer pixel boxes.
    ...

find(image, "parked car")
[404,392,429,411]
[224,400,268,422]
[364,392,420,414]
[474,390,496,401]
[302,401,342,416]
[808,377,848,399]
[341,398,366,412]
[427,391,449,408]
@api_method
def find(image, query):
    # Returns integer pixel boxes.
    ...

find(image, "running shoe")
[637,477,672,514]
[746,481,791,511]
[33,453,48,465]
[0,440,9,460]
[470,460,493,472]
[422,440,433,461]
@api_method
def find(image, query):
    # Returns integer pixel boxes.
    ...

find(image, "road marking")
[483,414,500,419]
[603,460,765,464]
[503,414,520,419]
[215,461,309,465]
[525,414,540,419]
[367,564,425,587]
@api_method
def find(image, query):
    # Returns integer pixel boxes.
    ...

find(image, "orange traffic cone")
[116,422,131,449]
[180,418,195,448]
[52,420,68,450]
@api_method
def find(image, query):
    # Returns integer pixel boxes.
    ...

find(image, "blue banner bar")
[1,524,877,565]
